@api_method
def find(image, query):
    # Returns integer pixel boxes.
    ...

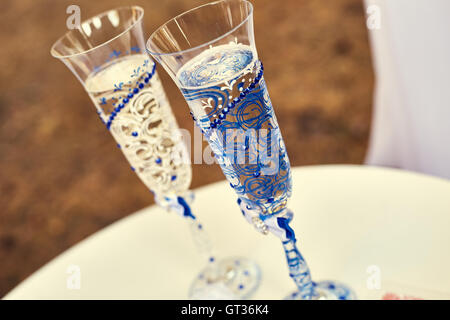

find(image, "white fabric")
[365,0,450,179]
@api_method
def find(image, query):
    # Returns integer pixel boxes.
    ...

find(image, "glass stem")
[176,195,216,266]
[281,234,316,299]
[187,216,216,266]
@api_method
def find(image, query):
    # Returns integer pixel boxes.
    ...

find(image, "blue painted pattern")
[100,62,156,130]
[181,60,292,217]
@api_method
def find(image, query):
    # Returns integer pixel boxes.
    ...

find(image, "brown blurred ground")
[0,0,373,296]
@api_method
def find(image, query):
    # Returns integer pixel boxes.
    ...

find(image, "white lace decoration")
[110,74,192,196]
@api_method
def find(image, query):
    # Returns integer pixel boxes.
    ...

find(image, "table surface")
[4,165,450,300]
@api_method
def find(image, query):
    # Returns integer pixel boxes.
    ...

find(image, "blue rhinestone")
[253,171,260,177]
[244,87,250,93]
[240,92,245,98]
[210,122,217,129]
[209,257,215,263]
[267,197,274,203]
[198,224,202,230]
[155,157,162,164]
[131,166,135,171]
[133,88,139,94]
[122,98,129,104]
[222,107,229,114]
[114,107,120,112]
[144,77,149,83]
[171,175,177,181]
[117,144,121,148]
[127,93,133,99]
[111,111,116,116]
[233,97,240,104]
[138,83,144,89]
[219,113,225,120]
[238,284,244,290]
[249,82,255,89]
[131,131,138,137]
[119,103,125,109]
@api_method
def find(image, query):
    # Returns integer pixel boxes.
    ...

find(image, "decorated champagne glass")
[147,0,355,299]
[51,5,260,299]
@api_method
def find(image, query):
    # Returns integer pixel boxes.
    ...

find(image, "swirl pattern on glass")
[179,45,291,216]
[86,54,191,197]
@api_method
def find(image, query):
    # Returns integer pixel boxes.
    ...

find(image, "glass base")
[189,257,261,299]
[286,280,356,300]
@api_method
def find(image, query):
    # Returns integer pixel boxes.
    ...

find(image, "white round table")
[4,165,450,300]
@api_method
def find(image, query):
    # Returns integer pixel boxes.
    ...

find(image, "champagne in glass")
[176,43,291,217]
[85,54,192,200]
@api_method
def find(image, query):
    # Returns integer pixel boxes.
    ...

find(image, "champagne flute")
[147,0,355,299]
[51,5,260,299]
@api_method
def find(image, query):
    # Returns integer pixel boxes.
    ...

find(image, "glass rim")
[50,5,144,59]
[146,0,253,57]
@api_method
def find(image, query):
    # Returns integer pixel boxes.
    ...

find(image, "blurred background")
[0,0,373,296]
